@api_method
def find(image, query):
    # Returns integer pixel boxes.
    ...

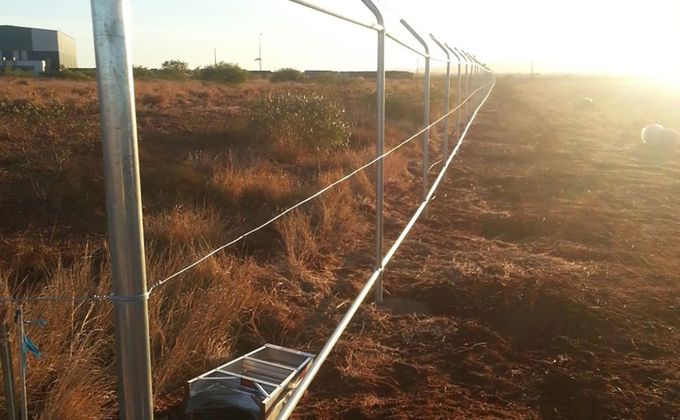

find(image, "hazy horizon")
[3,0,679,83]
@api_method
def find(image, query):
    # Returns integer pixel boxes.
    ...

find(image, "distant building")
[0,25,76,71]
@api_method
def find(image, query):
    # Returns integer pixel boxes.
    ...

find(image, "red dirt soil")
[292,77,680,419]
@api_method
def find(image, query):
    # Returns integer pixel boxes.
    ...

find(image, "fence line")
[4,0,495,418]
[276,1,493,418]
[147,81,489,293]
[0,81,490,306]
[277,79,496,420]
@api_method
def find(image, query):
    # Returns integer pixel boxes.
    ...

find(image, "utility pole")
[255,32,263,72]
[90,0,154,418]
[214,48,217,65]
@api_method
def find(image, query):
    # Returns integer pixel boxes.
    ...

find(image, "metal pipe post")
[290,0,384,31]
[472,55,480,104]
[430,35,450,158]
[276,80,498,420]
[458,49,469,123]
[0,323,17,420]
[464,52,474,114]
[90,1,154,418]
[472,55,482,105]
[447,45,462,142]
[466,52,475,108]
[359,0,385,304]
[14,308,26,420]
[473,56,478,106]
[400,19,430,202]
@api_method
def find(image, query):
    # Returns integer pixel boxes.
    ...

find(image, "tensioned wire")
[276,79,497,420]
[147,81,493,293]
[0,81,492,304]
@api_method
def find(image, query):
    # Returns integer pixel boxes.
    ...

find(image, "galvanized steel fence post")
[274,4,494,419]
[14,308,26,420]
[459,49,469,124]
[468,53,476,111]
[472,55,479,105]
[360,0,386,305]
[400,19,430,202]
[473,54,479,106]
[465,51,474,115]
[447,45,462,142]
[0,323,16,420]
[90,0,154,418]
[429,34,450,158]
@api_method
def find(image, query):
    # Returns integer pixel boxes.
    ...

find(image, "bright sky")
[3,0,679,80]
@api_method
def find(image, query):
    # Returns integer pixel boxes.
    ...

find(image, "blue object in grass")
[22,335,41,359]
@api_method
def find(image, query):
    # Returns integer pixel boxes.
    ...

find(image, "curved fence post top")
[463,51,477,64]
[445,43,461,63]
[400,19,430,55]
[361,0,384,28]
[455,47,469,63]
[429,34,449,61]
[464,51,477,66]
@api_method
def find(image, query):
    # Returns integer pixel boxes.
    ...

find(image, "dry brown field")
[0,74,678,419]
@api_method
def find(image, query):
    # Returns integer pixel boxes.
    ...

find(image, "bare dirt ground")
[2,75,679,419]
[295,77,680,419]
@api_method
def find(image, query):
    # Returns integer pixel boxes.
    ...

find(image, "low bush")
[159,60,189,80]
[0,97,41,116]
[385,92,423,123]
[309,72,350,85]
[198,62,248,85]
[42,68,96,80]
[0,66,35,78]
[139,93,166,109]
[362,91,422,125]
[270,68,303,83]
[249,93,351,150]
[133,65,155,79]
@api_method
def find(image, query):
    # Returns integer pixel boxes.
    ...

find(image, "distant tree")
[133,65,154,79]
[160,60,189,79]
[161,60,188,72]
[198,62,248,85]
[270,68,303,83]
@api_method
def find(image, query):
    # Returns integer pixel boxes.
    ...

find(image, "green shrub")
[270,68,303,83]
[250,93,351,150]
[133,65,155,79]
[308,72,350,85]
[386,92,423,124]
[0,98,41,116]
[362,91,422,124]
[160,60,189,80]
[198,62,248,85]
[0,94,94,119]
[40,68,96,80]
[0,67,35,78]
[139,93,166,109]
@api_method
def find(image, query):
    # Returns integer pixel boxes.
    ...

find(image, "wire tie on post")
[108,292,150,304]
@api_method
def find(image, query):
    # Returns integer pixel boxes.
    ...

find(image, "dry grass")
[0,73,425,418]
[1,73,676,419]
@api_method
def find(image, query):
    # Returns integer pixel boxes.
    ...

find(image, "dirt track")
[298,77,680,419]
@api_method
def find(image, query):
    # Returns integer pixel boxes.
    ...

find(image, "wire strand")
[0,81,491,304]
[147,81,492,294]
[0,294,111,304]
